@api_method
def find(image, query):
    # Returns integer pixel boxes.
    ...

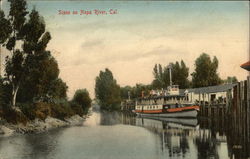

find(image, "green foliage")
[0,11,12,44]
[152,60,190,89]
[1,2,67,106]
[0,78,6,107]
[48,78,68,99]
[72,89,91,114]
[120,86,133,100]
[20,102,51,120]
[17,56,67,103]
[223,76,238,84]
[2,106,28,124]
[95,68,121,110]
[0,0,86,123]
[8,0,28,39]
[2,0,28,108]
[69,102,84,116]
[171,60,190,88]
[192,53,222,87]
[20,102,75,120]
[120,84,152,100]
[50,102,74,120]
[152,64,164,89]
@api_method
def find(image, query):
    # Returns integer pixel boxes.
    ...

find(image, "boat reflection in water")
[100,111,249,159]
[135,117,199,158]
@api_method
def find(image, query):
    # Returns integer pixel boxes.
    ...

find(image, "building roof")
[181,83,237,94]
[241,61,250,71]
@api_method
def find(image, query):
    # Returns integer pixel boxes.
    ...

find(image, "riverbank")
[0,115,86,136]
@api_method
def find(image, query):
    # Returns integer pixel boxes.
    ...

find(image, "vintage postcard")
[0,0,249,159]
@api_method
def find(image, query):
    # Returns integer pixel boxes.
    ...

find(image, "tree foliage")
[0,11,11,44]
[223,76,238,84]
[72,89,92,114]
[152,64,164,89]
[95,68,121,110]
[191,53,222,87]
[171,60,190,88]
[0,1,67,106]
[120,84,152,100]
[152,60,190,89]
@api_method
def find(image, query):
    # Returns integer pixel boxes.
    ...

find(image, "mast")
[168,64,173,86]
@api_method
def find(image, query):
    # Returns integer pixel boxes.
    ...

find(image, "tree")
[0,11,11,44]
[152,64,164,89]
[223,76,238,84]
[95,68,121,110]
[152,60,190,89]
[0,0,28,107]
[120,86,133,100]
[191,53,222,88]
[17,54,65,103]
[0,78,5,107]
[72,89,91,114]
[171,60,190,88]
[17,9,59,102]
[0,1,67,106]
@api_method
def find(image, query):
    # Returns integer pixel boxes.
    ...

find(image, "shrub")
[2,106,28,125]
[50,102,74,120]
[70,102,84,116]
[20,102,52,120]
[72,89,91,115]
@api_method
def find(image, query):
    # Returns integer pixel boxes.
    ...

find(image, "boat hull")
[136,109,198,118]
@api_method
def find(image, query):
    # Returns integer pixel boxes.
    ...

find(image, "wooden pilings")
[199,77,250,143]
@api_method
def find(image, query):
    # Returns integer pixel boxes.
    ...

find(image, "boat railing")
[137,100,192,106]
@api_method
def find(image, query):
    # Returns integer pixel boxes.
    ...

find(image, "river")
[0,111,248,159]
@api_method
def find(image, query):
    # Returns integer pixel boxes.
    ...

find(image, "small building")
[183,84,236,103]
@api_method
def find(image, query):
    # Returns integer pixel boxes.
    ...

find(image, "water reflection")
[0,111,249,159]
[0,128,65,159]
[101,111,249,159]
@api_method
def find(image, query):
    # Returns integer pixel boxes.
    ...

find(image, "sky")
[1,1,249,98]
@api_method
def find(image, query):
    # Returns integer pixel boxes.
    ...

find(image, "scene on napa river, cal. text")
[0,0,249,159]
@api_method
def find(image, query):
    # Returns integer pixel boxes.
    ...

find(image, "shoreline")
[0,114,87,136]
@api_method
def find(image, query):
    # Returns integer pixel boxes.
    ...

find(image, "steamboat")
[134,85,199,118]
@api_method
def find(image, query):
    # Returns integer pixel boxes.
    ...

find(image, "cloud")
[81,38,104,49]
[68,44,186,67]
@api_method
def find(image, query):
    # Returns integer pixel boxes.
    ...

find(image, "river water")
[0,111,249,159]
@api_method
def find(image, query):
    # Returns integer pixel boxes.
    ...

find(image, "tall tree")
[0,10,11,45]
[171,60,190,88]
[191,53,222,87]
[1,1,68,106]
[152,64,164,89]
[95,68,121,110]
[0,0,28,107]
[154,60,190,89]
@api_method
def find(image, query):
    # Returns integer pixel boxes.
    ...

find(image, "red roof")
[241,61,250,71]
